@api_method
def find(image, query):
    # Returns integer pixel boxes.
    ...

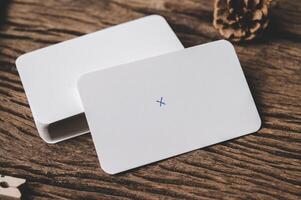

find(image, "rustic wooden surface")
[0,0,300,199]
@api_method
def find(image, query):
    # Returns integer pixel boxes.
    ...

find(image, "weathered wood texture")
[0,0,300,199]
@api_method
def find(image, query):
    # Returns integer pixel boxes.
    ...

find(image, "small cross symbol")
[156,97,166,107]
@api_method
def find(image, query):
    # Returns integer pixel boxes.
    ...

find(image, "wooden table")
[0,0,300,199]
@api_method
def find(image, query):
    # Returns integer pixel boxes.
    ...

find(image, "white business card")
[78,40,261,174]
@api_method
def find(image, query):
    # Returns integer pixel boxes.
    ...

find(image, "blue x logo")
[156,97,166,107]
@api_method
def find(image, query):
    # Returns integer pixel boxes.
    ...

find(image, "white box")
[16,15,184,143]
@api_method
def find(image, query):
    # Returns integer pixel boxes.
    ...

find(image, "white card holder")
[16,15,184,143]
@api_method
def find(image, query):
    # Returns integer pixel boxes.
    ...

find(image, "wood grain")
[0,0,300,199]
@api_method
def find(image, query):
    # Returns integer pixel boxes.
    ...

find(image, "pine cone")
[213,0,272,42]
